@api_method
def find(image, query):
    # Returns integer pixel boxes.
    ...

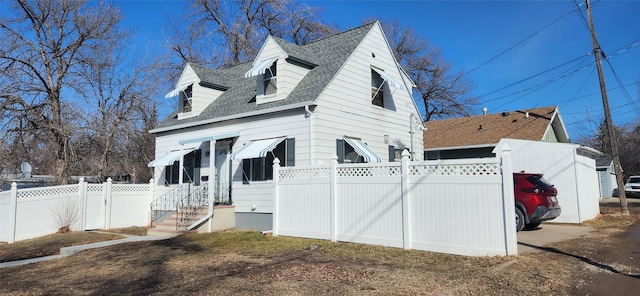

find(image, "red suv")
[513,173,561,231]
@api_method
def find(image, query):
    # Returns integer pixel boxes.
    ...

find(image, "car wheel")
[525,222,541,230]
[515,208,525,232]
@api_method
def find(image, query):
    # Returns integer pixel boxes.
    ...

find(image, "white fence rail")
[273,147,517,256]
[0,178,153,243]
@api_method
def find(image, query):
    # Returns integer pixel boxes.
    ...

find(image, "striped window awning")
[147,148,196,167]
[230,137,286,160]
[164,81,195,99]
[371,67,405,91]
[344,138,382,163]
[244,57,278,78]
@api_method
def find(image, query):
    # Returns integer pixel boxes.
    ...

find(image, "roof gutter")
[150,101,316,134]
[578,145,603,156]
[424,143,498,151]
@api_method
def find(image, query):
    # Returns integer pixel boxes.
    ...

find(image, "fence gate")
[84,184,105,230]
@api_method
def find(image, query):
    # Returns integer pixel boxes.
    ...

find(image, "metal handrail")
[149,184,185,227]
[176,183,209,231]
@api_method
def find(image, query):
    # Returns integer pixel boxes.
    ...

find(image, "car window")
[627,177,640,183]
[526,175,554,189]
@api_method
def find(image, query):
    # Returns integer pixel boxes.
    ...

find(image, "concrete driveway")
[517,224,593,254]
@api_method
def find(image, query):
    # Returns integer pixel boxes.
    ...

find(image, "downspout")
[305,105,313,165]
[409,113,417,160]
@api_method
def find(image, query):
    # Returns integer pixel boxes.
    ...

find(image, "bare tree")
[0,0,128,184]
[75,44,159,182]
[163,0,337,77]
[379,19,478,121]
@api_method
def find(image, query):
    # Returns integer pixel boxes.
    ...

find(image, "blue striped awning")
[372,67,405,91]
[344,138,382,163]
[244,57,278,78]
[147,148,196,167]
[164,81,194,99]
[230,137,286,160]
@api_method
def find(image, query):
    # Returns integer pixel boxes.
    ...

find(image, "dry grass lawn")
[0,203,638,295]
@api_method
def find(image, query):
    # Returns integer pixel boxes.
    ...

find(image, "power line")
[480,39,640,104]
[463,7,578,77]
[477,54,591,99]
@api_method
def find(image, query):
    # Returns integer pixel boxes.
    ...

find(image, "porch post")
[208,140,216,232]
[178,146,184,185]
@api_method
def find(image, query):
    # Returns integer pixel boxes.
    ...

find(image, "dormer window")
[181,84,193,113]
[263,62,277,96]
[371,69,385,107]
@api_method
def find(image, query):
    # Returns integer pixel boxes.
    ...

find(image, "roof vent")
[482,107,488,115]
[478,124,483,131]
[525,112,530,119]
[501,111,509,116]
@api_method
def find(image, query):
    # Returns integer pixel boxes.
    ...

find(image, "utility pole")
[585,0,629,215]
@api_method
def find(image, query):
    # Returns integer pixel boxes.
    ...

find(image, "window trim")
[181,84,193,113]
[262,62,277,96]
[371,69,385,107]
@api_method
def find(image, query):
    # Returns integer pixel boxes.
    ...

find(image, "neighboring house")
[421,106,601,223]
[423,106,570,160]
[148,21,424,231]
[595,154,617,198]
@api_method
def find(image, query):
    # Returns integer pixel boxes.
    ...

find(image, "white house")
[147,21,424,231]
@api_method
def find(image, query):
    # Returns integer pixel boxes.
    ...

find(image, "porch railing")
[149,184,186,227]
[176,183,209,231]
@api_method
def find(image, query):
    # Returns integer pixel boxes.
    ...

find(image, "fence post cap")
[330,154,338,163]
[107,177,112,183]
[401,149,411,159]
[501,143,511,152]
[79,177,85,182]
[273,157,280,165]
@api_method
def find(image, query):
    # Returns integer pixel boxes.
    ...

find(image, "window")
[164,149,201,185]
[263,62,277,96]
[181,84,193,113]
[242,138,294,183]
[337,139,366,163]
[371,69,385,107]
[388,146,406,162]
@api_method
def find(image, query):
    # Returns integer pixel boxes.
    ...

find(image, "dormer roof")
[153,22,377,133]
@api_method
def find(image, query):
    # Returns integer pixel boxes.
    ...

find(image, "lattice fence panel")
[87,185,103,192]
[112,184,149,192]
[279,167,331,179]
[337,165,402,177]
[17,185,78,199]
[409,162,500,177]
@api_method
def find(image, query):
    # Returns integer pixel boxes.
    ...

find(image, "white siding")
[312,24,423,163]
[153,109,311,214]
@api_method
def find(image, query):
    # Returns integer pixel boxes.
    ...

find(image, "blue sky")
[4,0,639,140]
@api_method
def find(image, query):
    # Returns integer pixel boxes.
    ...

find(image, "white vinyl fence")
[0,178,153,243]
[273,147,518,257]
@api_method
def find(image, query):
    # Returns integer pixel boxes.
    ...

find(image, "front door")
[215,143,231,203]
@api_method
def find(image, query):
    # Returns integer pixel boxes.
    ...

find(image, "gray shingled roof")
[154,22,376,131]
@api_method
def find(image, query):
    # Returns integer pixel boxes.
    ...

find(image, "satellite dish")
[21,162,32,174]
[20,162,32,179]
